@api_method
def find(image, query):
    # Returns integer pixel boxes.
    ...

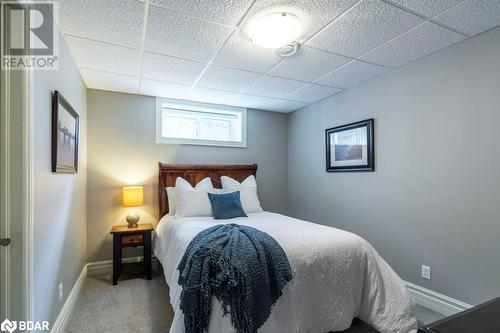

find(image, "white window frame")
[155,98,247,148]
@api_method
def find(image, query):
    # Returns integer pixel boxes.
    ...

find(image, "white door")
[1,0,32,323]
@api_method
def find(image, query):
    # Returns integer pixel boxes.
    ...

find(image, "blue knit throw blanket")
[177,224,293,333]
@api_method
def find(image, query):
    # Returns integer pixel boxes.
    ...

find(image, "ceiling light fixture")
[247,12,302,50]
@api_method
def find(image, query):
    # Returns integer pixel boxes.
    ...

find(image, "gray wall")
[32,32,87,322]
[87,90,288,262]
[288,26,500,306]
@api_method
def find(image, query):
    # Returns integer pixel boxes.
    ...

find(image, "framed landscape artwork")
[326,118,374,172]
[52,90,79,173]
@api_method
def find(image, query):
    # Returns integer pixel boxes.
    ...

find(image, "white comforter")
[154,212,418,333]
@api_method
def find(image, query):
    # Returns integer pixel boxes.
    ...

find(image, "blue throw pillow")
[208,191,248,220]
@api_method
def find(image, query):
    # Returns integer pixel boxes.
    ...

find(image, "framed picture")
[52,91,79,173]
[326,118,374,172]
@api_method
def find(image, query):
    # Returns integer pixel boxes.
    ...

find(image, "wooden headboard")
[158,163,258,218]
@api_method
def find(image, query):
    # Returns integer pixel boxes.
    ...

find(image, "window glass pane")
[157,98,246,147]
[199,118,230,141]
[163,115,198,139]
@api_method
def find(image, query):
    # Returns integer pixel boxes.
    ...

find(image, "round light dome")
[247,12,302,49]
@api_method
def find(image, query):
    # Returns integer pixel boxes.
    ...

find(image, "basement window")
[156,98,247,147]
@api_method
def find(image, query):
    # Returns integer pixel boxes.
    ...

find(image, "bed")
[154,163,418,333]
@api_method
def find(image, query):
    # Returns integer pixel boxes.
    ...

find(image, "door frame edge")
[23,64,34,323]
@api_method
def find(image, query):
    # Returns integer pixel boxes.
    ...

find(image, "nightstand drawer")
[122,234,143,245]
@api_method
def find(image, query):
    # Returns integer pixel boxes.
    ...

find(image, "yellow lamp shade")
[122,186,143,207]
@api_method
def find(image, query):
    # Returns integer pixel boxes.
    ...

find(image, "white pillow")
[176,177,213,191]
[166,187,176,215]
[221,175,263,213]
[175,177,214,217]
[212,188,226,194]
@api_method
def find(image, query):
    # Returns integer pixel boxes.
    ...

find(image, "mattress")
[154,212,418,333]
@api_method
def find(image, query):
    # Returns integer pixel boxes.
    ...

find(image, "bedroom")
[1,0,499,332]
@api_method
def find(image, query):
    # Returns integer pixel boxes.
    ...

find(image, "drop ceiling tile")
[389,0,464,17]
[360,22,466,68]
[232,94,278,109]
[139,79,191,99]
[213,0,360,74]
[213,30,283,73]
[434,0,500,36]
[268,46,351,82]
[65,36,141,76]
[145,5,233,62]
[80,69,139,94]
[187,87,238,106]
[142,52,206,85]
[315,60,390,88]
[241,0,359,42]
[58,0,144,48]
[244,76,306,98]
[266,99,308,113]
[307,0,424,58]
[285,84,342,103]
[150,0,253,26]
[197,65,261,92]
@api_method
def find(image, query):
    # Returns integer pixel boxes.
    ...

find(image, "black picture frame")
[52,90,79,173]
[325,118,374,172]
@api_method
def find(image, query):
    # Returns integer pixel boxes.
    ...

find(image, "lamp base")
[126,213,140,228]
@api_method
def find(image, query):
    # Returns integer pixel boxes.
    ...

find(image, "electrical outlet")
[58,283,64,302]
[421,265,431,280]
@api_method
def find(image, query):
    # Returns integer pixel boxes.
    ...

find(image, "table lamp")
[122,186,143,227]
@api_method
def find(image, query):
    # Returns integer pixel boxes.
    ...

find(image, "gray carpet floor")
[65,266,444,333]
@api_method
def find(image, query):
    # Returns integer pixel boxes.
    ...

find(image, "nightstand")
[110,223,154,285]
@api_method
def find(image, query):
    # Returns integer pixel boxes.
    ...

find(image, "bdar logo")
[0,319,17,333]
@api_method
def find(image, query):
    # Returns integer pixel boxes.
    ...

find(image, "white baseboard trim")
[50,256,157,333]
[51,263,88,333]
[404,281,472,317]
[51,261,471,331]
[87,255,158,276]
